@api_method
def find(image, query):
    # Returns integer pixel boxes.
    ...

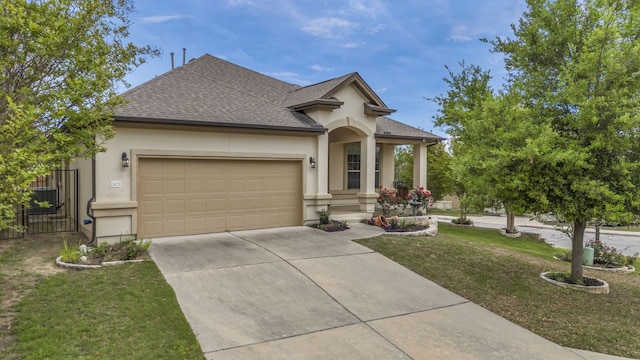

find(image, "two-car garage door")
[137,158,302,238]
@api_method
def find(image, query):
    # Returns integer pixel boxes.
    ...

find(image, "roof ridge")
[118,56,204,97]
[291,72,356,92]
[200,54,301,89]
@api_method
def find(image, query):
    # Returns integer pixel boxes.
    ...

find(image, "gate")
[0,169,79,239]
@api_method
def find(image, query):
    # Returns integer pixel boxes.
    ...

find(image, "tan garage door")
[137,158,302,238]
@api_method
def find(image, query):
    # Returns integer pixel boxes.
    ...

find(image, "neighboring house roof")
[115,54,440,141]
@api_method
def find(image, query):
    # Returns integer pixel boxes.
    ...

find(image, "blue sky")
[123,0,527,137]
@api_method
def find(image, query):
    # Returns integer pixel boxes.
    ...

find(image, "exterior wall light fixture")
[309,157,316,168]
[122,152,130,168]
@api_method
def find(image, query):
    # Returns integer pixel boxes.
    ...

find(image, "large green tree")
[426,142,454,202]
[0,0,158,230]
[485,0,640,283]
[432,62,498,223]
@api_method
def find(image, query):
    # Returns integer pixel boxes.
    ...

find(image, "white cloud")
[375,87,387,94]
[448,25,473,42]
[448,34,473,42]
[341,42,362,48]
[267,71,310,85]
[368,23,384,34]
[302,17,357,38]
[139,15,193,24]
[227,0,252,6]
[310,64,334,72]
[348,0,379,18]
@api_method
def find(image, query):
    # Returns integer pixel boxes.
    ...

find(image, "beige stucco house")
[72,54,442,241]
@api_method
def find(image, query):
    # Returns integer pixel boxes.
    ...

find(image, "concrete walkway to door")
[149,224,632,360]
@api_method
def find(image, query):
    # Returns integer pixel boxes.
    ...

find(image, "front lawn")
[356,223,640,359]
[3,256,203,359]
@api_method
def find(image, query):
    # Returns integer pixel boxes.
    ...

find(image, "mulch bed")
[310,220,350,232]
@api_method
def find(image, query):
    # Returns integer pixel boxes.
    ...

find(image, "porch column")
[304,133,331,223]
[358,135,377,213]
[413,142,427,189]
[317,132,329,194]
[380,144,395,189]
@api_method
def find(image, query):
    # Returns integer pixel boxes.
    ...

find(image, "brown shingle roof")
[376,117,443,142]
[115,54,442,141]
[282,73,354,107]
[115,54,324,132]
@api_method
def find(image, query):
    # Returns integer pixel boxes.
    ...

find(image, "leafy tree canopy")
[0,0,159,230]
[433,0,640,283]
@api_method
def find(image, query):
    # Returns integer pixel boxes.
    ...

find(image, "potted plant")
[317,209,330,225]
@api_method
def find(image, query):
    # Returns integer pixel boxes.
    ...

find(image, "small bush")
[452,217,473,225]
[59,238,81,263]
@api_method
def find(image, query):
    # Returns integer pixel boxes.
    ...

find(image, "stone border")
[56,256,147,270]
[383,226,437,237]
[540,272,609,294]
[499,229,522,238]
[584,265,635,273]
[551,256,636,273]
[373,216,439,237]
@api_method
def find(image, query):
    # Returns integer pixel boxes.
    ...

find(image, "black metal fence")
[0,169,79,239]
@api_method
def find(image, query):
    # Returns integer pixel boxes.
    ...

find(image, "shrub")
[452,217,473,225]
[585,238,637,267]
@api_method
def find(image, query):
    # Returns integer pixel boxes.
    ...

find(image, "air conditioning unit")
[28,187,58,215]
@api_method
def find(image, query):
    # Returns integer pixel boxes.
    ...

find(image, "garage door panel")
[187,179,206,194]
[188,198,207,213]
[164,219,186,236]
[139,180,163,196]
[166,199,186,215]
[207,198,227,210]
[138,158,301,238]
[165,179,186,194]
[187,217,206,233]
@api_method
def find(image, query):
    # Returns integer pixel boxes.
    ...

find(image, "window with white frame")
[345,143,380,190]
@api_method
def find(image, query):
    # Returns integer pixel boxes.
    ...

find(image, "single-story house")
[71,54,442,241]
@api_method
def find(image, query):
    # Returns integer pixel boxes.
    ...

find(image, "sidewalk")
[436,214,640,236]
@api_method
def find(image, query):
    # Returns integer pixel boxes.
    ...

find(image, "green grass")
[9,262,204,360]
[356,223,640,359]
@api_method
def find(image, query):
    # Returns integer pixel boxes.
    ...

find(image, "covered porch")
[312,117,439,219]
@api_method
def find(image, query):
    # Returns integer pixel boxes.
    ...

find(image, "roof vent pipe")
[170,52,175,70]
[182,48,186,66]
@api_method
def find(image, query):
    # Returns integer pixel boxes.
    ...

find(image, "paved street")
[437,215,640,256]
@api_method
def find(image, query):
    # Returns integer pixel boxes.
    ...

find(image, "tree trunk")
[595,223,600,242]
[570,219,586,284]
[506,211,515,233]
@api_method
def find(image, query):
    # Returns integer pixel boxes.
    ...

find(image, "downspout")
[86,157,97,243]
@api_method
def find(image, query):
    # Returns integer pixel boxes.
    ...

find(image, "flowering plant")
[585,238,637,267]
[376,187,406,216]
[409,186,432,213]
[377,186,432,216]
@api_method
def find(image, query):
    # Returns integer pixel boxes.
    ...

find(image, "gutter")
[114,116,328,134]
[85,157,97,244]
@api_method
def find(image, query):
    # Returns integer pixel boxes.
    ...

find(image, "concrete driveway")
[150,224,623,360]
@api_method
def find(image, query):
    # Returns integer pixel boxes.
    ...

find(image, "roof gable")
[284,73,396,115]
